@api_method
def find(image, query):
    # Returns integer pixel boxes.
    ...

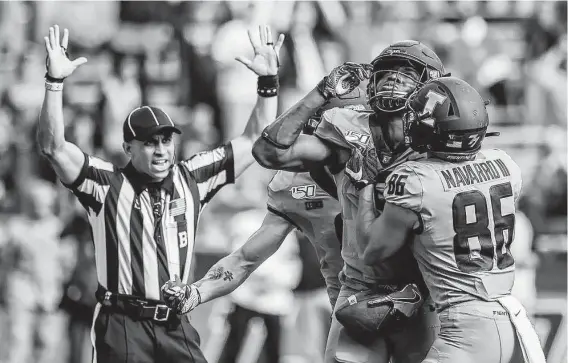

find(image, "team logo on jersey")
[290,184,316,199]
[344,130,370,146]
[344,167,362,181]
[379,151,393,165]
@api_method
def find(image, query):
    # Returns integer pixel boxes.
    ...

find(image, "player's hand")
[236,25,284,76]
[44,25,87,80]
[161,274,201,315]
[317,62,373,100]
[344,146,381,190]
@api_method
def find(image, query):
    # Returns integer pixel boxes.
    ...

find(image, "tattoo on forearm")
[223,271,234,281]
[207,266,224,280]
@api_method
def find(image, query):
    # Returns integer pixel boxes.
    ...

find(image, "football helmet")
[367,40,445,113]
[403,76,496,161]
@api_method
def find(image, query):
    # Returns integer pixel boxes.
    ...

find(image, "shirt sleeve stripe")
[267,205,301,231]
[182,144,234,184]
[89,156,115,172]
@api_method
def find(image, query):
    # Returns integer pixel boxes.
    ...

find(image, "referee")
[37,24,284,363]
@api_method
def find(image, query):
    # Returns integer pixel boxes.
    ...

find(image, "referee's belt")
[95,285,176,323]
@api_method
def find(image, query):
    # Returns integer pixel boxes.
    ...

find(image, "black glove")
[317,62,373,100]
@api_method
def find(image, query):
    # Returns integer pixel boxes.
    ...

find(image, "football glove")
[317,62,372,100]
[161,275,201,315]
[344,145,381,190]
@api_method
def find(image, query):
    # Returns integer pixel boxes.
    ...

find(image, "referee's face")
[127,131,175,181]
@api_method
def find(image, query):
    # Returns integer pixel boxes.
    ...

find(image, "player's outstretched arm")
[357,185,418,264]
[252,62,372,171]
[37,25,88,185]
[229,25,284,178]
[161,211,294,315]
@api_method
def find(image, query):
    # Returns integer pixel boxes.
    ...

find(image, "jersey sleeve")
[312,109,352,150]
[383,164,423,213]
[180,143,235,204]
[266,172,301,230]
[63,153,118,215]
[500,151,523,202]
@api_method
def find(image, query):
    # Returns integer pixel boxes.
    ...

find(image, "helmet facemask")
[367,60,424,113]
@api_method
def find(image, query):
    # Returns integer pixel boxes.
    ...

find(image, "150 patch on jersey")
[344,130,370,146]
[291,184,316,199]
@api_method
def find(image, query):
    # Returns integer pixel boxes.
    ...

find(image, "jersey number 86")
[452,182,515,273]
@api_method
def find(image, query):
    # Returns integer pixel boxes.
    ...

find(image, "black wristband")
[45,72,64,83]
[257,75,279,97]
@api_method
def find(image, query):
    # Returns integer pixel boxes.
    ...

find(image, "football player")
[359,76,545,363]
[252,41,445,363]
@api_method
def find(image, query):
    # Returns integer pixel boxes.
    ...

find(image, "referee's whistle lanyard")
[149,188,166,235]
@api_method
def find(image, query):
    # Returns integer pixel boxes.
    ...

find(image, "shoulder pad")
[268,171,295,192]
[313,116,352,150]
[383,163,423,212]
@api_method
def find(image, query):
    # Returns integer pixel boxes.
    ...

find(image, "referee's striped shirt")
[65,144,234,300]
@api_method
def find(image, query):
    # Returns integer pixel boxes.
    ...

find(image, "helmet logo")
[383,48,406,56]
[422,90,447,118]
[467,134,481,147]
[429,70,440,78]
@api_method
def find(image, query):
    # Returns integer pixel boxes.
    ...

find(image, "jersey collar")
[123,162,176,195]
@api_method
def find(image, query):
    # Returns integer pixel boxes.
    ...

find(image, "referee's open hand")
[44,24,87,80]
[235,24,284,77]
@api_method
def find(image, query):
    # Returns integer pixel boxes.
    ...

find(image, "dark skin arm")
[356,185,420,264]
[252,62,372,171]
[252,88,332,172]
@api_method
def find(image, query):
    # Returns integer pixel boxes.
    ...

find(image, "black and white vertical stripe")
[67,144,234,300]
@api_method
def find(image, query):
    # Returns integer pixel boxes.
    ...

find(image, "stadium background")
[0,1,565,363]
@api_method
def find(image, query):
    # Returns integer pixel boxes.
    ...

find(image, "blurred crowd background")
[0,1,565,363]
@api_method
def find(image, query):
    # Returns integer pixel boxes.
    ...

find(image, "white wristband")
[45,81,63,92]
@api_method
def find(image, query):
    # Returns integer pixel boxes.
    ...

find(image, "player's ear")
[123,141,132,155]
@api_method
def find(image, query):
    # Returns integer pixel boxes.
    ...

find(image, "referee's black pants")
[92,303,208,363]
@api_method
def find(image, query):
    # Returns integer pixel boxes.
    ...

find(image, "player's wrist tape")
[179,284,201,314]
[191,284,201,305]
[261,128,292,149]
[45,81,63,92]
[316,77,332,100]
[257,75,279,97]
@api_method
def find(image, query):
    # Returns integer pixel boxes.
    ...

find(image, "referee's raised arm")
[37,25,87,185]
[224,25,285,179]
